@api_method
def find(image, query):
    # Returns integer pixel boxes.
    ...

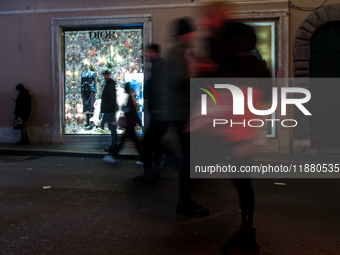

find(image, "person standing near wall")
[14,83,31,145]
[100,70,117,153]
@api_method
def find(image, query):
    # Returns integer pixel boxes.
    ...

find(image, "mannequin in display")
[89,99,102,127]
[81,62,97,126]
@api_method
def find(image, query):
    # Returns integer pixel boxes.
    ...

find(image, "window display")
[247,22,277,137]
[63,27,144,135]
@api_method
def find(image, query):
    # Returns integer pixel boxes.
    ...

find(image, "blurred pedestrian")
[133,43,169,181]
[215,22,271,255]
[166,17,209,217]
[100,70,118,156]
[14,83,31,145]
[103,83,143,164]
[198,1,234,67]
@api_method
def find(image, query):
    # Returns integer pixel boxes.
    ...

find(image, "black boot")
[219,226,259,255]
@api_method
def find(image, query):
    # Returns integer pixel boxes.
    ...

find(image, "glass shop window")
[63,26,144,135]
[246,21,278,138]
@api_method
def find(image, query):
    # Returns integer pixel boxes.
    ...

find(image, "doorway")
[310,21,340,148]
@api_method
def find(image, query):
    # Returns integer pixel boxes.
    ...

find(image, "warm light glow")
[115,55,123,62]
[83,59,90,65]
[98,56,107,65]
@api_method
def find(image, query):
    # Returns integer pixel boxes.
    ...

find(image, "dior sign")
[89,30,115,40]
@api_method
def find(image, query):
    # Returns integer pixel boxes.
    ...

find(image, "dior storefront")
[50,12,288,152]
[51,15,152,143]
[0,1,292,153]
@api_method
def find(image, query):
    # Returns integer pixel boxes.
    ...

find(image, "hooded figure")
[14,83,31,145]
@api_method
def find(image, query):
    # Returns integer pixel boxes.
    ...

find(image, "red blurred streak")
[204,83,223,106]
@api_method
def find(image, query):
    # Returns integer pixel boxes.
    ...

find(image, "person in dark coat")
[100,70,117,151]
[166,17,209,217]
[103,83,143,164]
[133,43,169,181]
[14,83,31,145]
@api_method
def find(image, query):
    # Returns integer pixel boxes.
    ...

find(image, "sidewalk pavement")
[0,142,138,159]
[0,143,339,164]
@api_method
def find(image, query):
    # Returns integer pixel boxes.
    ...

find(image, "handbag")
[117,117,129,129]
[14,119,24,130]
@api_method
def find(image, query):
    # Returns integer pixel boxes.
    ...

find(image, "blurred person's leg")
[142,118,158,172]
[128,128,143,163]
[107,113,117,148]
[233,177,254,227]
[102,113,117,162]
[16,121,30,145]
[220,155,259,255]
[153,140,163,172]
[134,119,168,181]
[101,113,111,151]
[104,130,126,164]
[100,113,107,130]
[173,121,209,217]
[113,132,127,158]
[174,121,191,202]
[22,122,28,138]
[150,115,169,171]
[231,156,254,227]
[148,121,168,171]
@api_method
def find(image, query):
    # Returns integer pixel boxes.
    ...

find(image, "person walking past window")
[100,70,118,152]
[133,43,169,181]
[166,17,209,217]
[103,83,143,164]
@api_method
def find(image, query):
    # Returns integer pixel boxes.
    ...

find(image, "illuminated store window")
[246,21,278,138]
[63,26,144,135]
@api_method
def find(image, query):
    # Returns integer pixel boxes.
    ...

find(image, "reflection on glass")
[64,28,144,134]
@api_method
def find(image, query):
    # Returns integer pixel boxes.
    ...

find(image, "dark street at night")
[1,154,339,255]
[3,1,340,254]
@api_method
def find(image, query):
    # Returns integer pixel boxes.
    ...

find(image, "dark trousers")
[21,121,28,139]
[173,121,191,202]
[111,127,143,161]
[143,118,169,173]
[231,157,255,227]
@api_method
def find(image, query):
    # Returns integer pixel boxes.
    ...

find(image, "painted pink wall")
[0,7,199,143]
[0,1,287,143]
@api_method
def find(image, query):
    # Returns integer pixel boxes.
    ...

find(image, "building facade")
[1,0,340,154]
